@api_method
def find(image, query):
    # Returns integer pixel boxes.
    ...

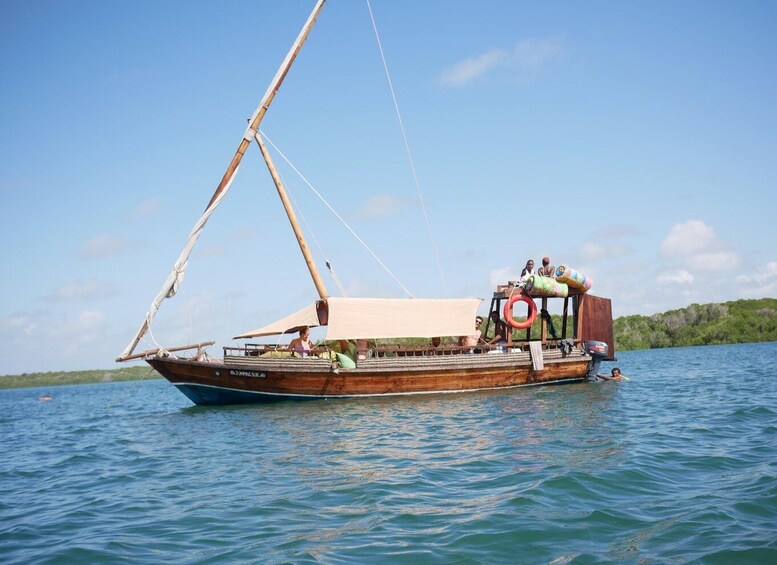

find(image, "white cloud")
[440,49,508,87]
[659,220,741,272]
[577,241,632,262]
[43,279,116,302]
[656,270,694,285]
[0,309,110,371]
[79,309,105,329]
[512,37,566,73]
[578,242,606,261]
[686,251,742,272]
[614,261,651,276]
[489,267,519,288]
[440,37,566,87]
[77,234,131,260]
[0,314,36,338]
[735,261,777,297]
[660,220,715,257]
[129,198,161,221]
[355,194,411,219]
[737,261,777,284]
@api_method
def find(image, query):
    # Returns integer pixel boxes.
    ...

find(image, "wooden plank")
[149,355,589,400]
[116,341,215,362]
[562,296,569,338]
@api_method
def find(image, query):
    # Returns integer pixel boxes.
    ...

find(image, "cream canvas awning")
[233,302,322,339]
[324,297,480,340]
[234,297,481,340]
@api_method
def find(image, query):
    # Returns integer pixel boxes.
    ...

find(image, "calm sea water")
[1,342,776,564]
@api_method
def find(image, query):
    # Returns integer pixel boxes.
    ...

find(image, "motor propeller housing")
[584,340,609,379]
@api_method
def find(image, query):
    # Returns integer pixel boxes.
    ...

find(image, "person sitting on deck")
[288,326,313,357]
[356,339,370,360]
[537,256,555,277]
[487,312,509,345]
[520,259,536,282]
[459,316,484,352]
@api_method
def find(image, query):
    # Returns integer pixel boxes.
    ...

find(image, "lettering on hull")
[228,369,267,378]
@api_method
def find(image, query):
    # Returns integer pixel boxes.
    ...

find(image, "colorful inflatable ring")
[504,293,537,329]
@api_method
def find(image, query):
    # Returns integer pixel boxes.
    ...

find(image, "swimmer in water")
[596,367,629,381]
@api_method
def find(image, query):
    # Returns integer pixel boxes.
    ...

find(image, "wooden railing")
[224,337,581,362]
[224,344,333,358]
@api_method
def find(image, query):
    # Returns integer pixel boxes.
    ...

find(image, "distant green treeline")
[614,298,777,350]
[1,298,775,389]
[0,365,158,390]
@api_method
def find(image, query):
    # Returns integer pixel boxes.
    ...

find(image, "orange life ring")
[504,293,537,329]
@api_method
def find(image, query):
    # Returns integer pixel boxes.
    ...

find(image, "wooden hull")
[148,350,592,405]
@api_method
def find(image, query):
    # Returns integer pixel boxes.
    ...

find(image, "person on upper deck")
[520,259,536,282]
[537,256,555,277]
[288,326,313,357]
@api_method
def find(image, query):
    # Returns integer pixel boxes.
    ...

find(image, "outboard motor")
[584,340,609,380]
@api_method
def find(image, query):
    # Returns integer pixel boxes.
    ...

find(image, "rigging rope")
[276,165,349,297]
[259,131,414,298]
[105,366,156,411]
[325,260,348,298]
[366,0,448,297]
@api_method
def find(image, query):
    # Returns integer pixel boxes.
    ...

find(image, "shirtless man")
[459,316,484,350]
[596,367,628,381]
[537,256,555,277]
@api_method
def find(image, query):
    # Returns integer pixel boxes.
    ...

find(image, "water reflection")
[196,382,628,496]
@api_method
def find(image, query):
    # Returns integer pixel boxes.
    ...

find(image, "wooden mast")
[117,0,327,361]
[256,134,328,299]
[204,0,327,211]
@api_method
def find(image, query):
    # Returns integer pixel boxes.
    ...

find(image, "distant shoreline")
[0,366,161,390]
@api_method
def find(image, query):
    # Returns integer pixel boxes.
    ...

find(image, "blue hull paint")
[173,378,586,406]
[175,383,318,405]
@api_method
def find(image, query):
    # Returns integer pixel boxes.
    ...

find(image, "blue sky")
[2,0,776,374]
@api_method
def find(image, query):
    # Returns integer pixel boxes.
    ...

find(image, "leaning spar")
[117,0,327,361]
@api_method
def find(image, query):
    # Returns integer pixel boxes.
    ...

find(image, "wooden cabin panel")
[579,294,615,360]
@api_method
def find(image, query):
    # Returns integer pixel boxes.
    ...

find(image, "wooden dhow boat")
[117,1,615,405]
